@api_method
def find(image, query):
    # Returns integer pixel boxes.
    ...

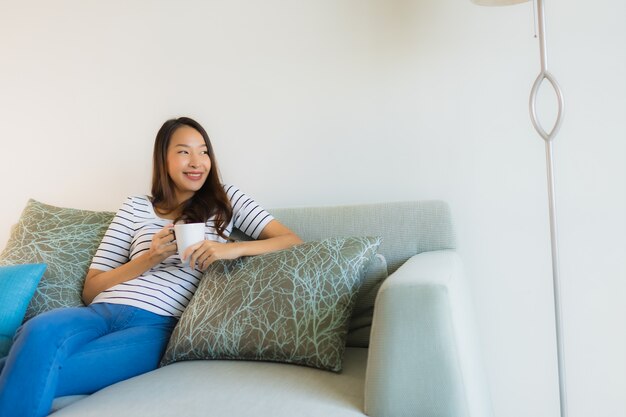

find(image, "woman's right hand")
[148,224,178,264]
[84,224,179,305]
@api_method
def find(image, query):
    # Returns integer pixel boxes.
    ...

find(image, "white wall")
[1,1,624,416]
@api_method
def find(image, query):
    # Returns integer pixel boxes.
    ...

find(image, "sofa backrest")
[234,200,456,275]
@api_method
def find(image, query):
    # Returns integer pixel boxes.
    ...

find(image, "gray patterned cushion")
[161,236,382,372]
[0,200,114,320]
[346,253,388,347]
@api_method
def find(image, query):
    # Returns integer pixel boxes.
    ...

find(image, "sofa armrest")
[364,250,492,417]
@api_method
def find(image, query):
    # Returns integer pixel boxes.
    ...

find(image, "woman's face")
[166,126,212,203]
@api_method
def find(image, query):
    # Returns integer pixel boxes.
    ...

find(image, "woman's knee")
[16,310,62,344]
[14,307,102,348]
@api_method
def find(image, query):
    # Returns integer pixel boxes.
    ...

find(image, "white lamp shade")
[471,0,530,5]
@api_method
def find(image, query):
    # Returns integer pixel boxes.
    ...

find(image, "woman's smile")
[183,171,204,181]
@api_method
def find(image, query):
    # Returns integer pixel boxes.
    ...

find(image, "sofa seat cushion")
[53,347,368,417]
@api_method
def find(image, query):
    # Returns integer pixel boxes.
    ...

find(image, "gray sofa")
[48,200,492,417]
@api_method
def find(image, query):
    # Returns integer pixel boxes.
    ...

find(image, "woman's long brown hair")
[151,117,232,238]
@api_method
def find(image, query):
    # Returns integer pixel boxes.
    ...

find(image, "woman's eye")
[178,150,189,155]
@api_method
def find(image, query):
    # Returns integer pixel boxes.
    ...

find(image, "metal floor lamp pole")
[472,0,568,415]
[528,1,568,416]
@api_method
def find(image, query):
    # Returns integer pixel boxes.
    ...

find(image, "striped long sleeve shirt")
[89,184,274,317]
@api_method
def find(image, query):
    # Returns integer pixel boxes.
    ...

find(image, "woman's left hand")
[183,240,242,271]
[182,220,302,271]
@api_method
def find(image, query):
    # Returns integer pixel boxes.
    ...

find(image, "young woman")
[0,117,302,417]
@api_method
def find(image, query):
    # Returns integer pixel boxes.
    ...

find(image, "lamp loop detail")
[529,71,564,142]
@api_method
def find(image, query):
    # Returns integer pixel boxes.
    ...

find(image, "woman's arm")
[82,224,178,304]
[184,219,302,271]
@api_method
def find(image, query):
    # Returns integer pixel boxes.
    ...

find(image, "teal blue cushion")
[0,264,47,356]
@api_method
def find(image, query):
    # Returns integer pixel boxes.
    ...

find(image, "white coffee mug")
[174,223,205,265]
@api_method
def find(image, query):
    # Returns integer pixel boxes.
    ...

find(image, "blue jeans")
[0,303,178,417]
